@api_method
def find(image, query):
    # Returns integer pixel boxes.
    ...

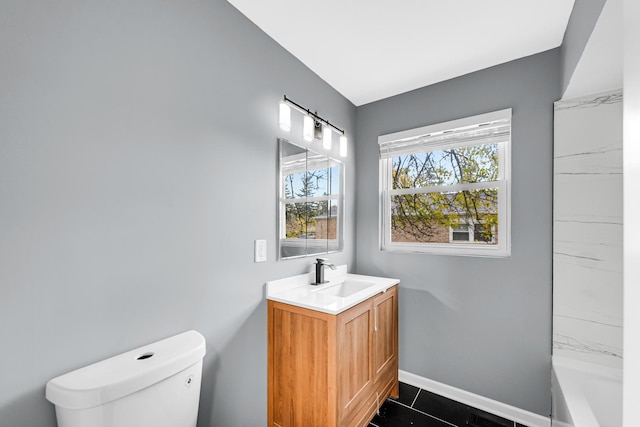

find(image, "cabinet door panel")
[373,288,398,380]
[337,301,374,421]
[271,305,331,427]
[345,396,377,427]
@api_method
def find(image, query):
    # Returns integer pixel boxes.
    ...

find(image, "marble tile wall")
[553,90,623,368]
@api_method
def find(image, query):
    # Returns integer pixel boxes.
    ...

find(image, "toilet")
[45,330,206,427]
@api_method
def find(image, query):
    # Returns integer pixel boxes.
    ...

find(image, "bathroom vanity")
[266,267,399,427]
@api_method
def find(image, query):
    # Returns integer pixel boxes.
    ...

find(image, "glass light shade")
[279,101,291,132]
[322,126,332,149]
[303,115,314,142]
[339,135,347,157]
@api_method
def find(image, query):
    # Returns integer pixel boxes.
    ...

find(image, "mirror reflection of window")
[278,139,344,259]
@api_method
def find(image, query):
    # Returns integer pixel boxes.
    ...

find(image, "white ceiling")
[227,0,576,106]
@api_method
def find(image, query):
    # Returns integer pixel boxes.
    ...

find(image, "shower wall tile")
[553,90,623,369]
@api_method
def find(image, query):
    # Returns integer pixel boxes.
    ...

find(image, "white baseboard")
[398,370,551,427]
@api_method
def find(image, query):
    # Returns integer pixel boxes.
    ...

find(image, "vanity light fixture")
[279,101,291,132]
[303,115,314,142]
[278,95,348,157]
[322,126,332,149]
[340,135,347,157]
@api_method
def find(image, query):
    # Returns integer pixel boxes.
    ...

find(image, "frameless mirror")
[278,139,344,259]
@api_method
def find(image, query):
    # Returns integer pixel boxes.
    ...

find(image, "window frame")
[378,109,511,258]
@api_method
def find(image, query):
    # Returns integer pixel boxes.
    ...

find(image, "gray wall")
[0,1,356,426]
[354,50,561,416]
[560,0,607,93]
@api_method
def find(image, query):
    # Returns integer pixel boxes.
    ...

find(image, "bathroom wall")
[560,0,607,93]
[355,50,560,416]
[0,1,356,426]
[553,91,623,368]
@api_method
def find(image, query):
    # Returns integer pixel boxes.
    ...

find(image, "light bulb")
[323,126,332,150]
[303,115,314,142]
[279,101,291,132]
[339,135,347,157]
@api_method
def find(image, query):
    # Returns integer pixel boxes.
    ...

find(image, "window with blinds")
[378,109,511,257]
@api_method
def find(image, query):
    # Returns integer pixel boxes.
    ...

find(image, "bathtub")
[552,356,622,427]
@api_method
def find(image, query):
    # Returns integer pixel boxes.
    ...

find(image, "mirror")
[278,139,344,259]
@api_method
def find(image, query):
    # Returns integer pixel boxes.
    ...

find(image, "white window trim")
[378,109,511,258]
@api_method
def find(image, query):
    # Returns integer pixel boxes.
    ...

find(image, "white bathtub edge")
[551,356,623,427]
[398,370,551,427]
[552,355,622,380]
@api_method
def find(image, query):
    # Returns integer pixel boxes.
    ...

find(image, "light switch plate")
[254,239,267,262]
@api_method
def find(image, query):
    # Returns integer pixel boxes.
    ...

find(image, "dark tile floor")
[369,382,529,427]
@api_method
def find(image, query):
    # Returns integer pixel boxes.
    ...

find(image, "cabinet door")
[269,302,335,427]
[372,287,398,382]
[336,299,374,423]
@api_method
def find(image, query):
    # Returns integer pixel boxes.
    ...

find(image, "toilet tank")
[46,330,206,427]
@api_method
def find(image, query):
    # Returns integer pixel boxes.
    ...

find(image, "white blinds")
[379,108,511,159]
[282,152,341,176]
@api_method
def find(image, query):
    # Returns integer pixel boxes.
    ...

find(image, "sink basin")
[266,267,399,314]
[316,280,375,298]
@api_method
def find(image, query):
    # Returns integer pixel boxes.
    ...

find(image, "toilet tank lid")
[45,330,206,410]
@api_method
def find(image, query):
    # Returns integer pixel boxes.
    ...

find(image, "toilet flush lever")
[137,352,154,360]
[185,374,194,388]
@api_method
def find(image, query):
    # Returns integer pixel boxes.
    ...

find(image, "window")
[378,109,511,257]
[449,223,496,244]
[451,224,471,242]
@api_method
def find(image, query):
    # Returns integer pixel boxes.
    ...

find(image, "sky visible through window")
[284,165,340,199]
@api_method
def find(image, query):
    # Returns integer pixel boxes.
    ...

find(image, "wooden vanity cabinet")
[268,285,398,427]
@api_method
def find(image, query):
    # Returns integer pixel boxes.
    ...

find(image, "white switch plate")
[254,239,267,262]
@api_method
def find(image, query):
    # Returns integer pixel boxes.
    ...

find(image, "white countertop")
[266,265,399,314]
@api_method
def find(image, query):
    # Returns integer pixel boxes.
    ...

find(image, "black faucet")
[312,258,336,285]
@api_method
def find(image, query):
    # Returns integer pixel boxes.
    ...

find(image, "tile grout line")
[388,384,523,427]
[387,398,457,427]
[410,388,420,408]
[412,386,522,427]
